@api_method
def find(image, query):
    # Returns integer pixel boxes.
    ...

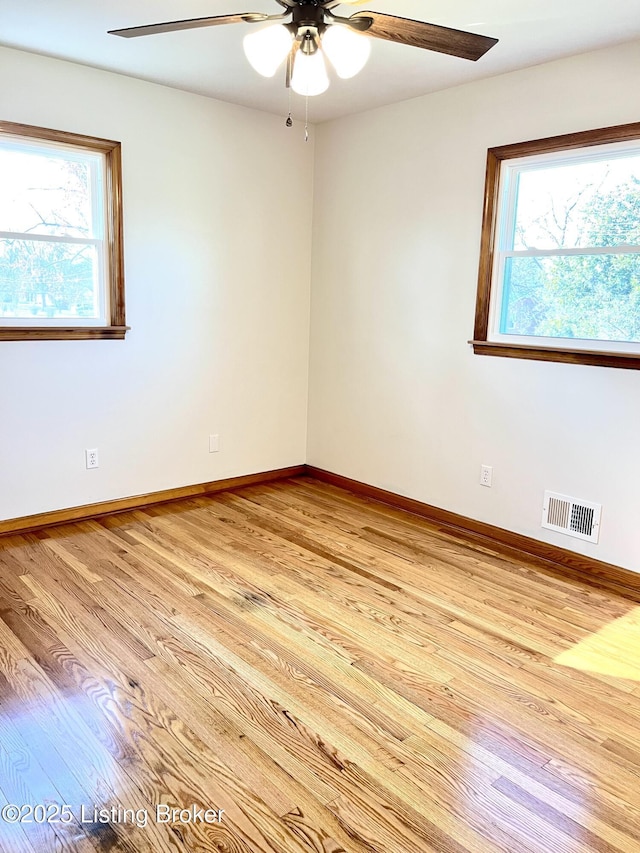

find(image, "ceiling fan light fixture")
[321,24,371,79]
[243,24,292,77]
[109,6,499,104]
[290,49,329,97]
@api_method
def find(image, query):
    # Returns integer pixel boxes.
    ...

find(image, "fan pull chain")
[305,95,309,143]
[285,55,293,128]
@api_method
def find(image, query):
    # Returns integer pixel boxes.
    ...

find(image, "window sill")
[470,340,640,370]
[0,326,130,341]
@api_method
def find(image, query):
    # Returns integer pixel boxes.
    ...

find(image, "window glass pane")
[500,253,640,342]
[0,144,100,238]
[511,154,640,251]
[0,239,101,320]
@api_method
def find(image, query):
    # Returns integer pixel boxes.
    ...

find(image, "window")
[0,121,126,341]
[473,122,640,369]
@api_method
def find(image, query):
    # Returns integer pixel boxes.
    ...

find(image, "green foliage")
[503,175,640,342]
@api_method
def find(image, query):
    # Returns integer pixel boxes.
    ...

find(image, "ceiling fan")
[109,1,498,98]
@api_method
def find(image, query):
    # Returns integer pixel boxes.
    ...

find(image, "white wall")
[2,40,639,573]
[0,46,313,520]
[308,41,640,572]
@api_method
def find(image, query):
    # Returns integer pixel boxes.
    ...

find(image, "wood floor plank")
[215,492,579,659]
[408,724,640,852]
[0,786,37,853]
[15,584,308,851]
[0,647,169,852]
[1,476,639,852]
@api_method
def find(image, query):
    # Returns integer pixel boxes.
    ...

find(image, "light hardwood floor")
[1,476,639,853]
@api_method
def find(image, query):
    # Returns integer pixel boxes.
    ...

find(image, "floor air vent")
[542,491,601,544]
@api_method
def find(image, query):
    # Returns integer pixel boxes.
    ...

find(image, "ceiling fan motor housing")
[286,1,330,56]
[290,2,326,36]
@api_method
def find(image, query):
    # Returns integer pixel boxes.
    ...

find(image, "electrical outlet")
[480,464,493,487]
[85,448,99,469]
[209,434,220,453]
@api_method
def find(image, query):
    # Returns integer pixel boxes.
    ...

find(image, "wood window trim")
[472,121,640,369]
[0,120,128,341]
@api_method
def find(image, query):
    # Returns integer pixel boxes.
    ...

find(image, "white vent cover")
[542,491,601,544]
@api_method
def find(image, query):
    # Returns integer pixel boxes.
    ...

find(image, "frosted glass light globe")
[322,25,371,79]
[291,50,330,96]
[243,25,292,77]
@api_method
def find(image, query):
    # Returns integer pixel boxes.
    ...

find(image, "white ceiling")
[1,0,639,123]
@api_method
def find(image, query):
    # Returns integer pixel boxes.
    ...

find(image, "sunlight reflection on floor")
[555,607,640,681]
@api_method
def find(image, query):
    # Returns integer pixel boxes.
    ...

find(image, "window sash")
[488,250,640,351]
[501,246,640,258]
[0,230,103,246]
[486,139,640,352]
[0,235,108,326]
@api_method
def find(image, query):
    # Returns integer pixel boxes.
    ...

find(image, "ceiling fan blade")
[109,13,268,39]
[349,12,498,61]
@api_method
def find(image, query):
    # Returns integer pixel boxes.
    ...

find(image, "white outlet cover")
[209,434,220,453]
[85,448,99,469]
[480,465,493,487]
